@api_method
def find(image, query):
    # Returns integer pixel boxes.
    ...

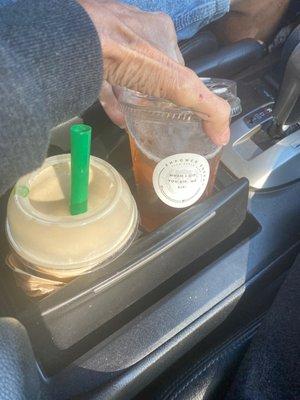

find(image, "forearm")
[0,0,103,195]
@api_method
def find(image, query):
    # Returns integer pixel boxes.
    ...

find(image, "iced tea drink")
[129,135,221,231]
[121,79,241,232]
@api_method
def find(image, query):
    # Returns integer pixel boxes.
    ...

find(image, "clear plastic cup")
[120,78,241,232]
[6,154,139,297]
[5,254,66,297]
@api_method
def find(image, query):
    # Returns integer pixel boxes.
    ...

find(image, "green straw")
[70,124,92,215]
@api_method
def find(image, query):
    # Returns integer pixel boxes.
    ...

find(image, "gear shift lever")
[222,41,300,189]
[268,43,300,138]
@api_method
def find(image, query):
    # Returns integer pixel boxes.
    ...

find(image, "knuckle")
[220,99,231,120]
[181,70,200,93]
[155,12,175,30]
[164,15,177,34]
[172,69,198,103]
[209,94,231,120]
[162,13,174,26]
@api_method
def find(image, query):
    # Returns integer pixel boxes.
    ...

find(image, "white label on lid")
[152,153,210,208]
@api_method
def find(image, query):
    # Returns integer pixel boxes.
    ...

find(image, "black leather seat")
[0,313,261,400]
[179,30,267,78]
[0,318,48,400]
[135,316,262,400]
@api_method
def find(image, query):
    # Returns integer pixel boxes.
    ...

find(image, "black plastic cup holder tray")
[0,176,253,375]
[0,147,253,374]
[16,177,249,361]
[0,129,253,373]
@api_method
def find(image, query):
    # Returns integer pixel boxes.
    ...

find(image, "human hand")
[79,0,231,145]
[98,1,184,130]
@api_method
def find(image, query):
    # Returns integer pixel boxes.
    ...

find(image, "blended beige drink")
[6,154,138,296]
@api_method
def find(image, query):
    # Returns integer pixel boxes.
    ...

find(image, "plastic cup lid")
[201,78,242,117]
[120,77,242,118]
[6,155,139,275]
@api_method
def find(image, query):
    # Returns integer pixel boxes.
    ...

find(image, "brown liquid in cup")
[129,136,221,232]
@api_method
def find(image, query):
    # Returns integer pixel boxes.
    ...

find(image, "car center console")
[0,33,300,400]
[223,43,300,189]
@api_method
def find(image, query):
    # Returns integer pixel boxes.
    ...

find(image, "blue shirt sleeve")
[119,0,230,40]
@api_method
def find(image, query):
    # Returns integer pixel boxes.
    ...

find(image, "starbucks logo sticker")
[152,153,210,208]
